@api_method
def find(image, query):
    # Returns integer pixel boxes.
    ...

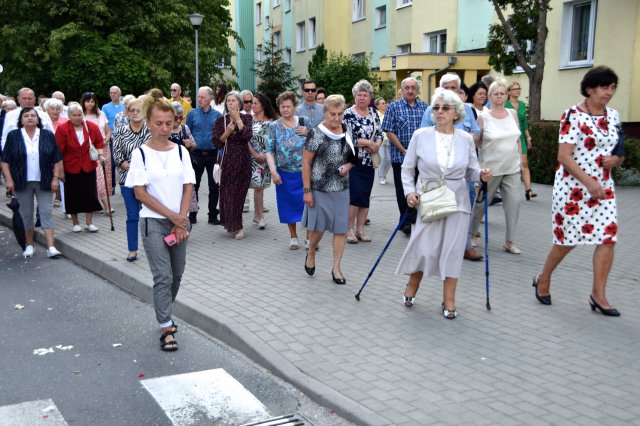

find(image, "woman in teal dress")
[506,82,535,200]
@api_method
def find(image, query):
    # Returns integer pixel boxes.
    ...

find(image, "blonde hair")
[142,88,174,120]
[488,79,508,97]
[323,94,346,112]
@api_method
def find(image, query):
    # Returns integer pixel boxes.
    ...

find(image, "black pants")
[191,151,219,218]
[392,162,416,227]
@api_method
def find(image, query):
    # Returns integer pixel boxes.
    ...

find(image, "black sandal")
[160,330,178,351]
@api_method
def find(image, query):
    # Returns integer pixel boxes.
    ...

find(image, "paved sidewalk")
[2,177,639,425]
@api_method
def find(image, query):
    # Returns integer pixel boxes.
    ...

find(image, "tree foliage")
[253,31,298,109]
[486,0,551,120]
[0,0,241,102]
[308,51,378,102]
[307,43,327,79]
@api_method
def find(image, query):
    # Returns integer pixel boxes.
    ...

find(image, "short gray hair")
[352,79,374,99]
[430,88,465,126]
[239,90,253,99]
[44,98,63,111]
[199,86,215,99]
[439,73,461,88]
[401,77,419,90]
[122,94,136,106]
[67,102,83,116]
[224,91,243,114]
[323,94,346,112]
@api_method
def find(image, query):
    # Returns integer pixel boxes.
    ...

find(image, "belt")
[192,149,216,155]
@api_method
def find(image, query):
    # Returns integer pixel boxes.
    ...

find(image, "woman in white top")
[125,89,196,352]
[470,80,523,254]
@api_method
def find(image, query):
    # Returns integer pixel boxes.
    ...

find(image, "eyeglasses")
[174,116,182,121]
[510,88,521,91]
[432,104,454,112]
[82,92,94,98]
[128,108,141,114]
[303,88,317,93]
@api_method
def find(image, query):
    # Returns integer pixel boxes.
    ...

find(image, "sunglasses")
[433,104,454,112]
[303,88,317,93]
[170,88,179,92]
[82,92,95,98]
[243,100,252,104]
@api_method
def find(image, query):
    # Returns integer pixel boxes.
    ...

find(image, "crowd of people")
[0,65,624,350]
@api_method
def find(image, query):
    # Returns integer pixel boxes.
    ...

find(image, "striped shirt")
[381,97,428,163]
[112,123,151,185]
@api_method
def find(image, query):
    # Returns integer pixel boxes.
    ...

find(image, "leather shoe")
[464,248,483,261]
[304,254,315,276]
[208,216,221,225]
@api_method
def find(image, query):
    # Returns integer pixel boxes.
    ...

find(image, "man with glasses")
[381,77,427,235]
[170,83,192,123]
[185,86,222,224]
[295,80,323,128]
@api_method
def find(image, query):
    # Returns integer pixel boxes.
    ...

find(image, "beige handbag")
[418,137,458,223]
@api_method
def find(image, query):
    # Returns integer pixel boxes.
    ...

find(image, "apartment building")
[225,0,639,122]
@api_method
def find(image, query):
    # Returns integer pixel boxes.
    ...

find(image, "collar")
[21,127,40,141]
[318,124,355,155]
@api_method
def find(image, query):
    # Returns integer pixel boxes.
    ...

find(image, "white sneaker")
[258,219,266,230]
[379,178,387,185]
[23,245,34,258]
[72,225,82,233]
[85,224,99,233]
[289,237,299,250]
[47,247,62,258]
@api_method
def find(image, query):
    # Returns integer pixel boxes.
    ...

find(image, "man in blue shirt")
[102,86,124,192]
[420,74,483,260]
[381,77,428,235]
[186,86,222,224]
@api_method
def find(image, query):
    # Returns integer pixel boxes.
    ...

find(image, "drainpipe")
[426,56,458,98]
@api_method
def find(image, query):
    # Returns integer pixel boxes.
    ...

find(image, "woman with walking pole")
[397,89,491,319]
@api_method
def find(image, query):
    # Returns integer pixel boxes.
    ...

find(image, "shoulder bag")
[83,121,100,161]
[418,136,458,223]
[213,116,229,184]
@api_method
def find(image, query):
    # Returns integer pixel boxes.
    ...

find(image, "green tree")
[307,52,378,102]
[486,0,550,121]
[307,43,327,80]
[253,32,298,108]
[0,0,241,102]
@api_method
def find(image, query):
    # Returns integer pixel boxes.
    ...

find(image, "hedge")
[528,122,640,186]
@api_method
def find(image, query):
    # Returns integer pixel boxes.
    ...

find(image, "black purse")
[612,124,625,157]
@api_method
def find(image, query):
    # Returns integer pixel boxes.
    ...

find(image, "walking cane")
[102,162,115,231]
[355,209,410,301]
[476,181,491,310]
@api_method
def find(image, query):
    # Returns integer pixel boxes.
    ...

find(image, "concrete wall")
[457,0,493,51]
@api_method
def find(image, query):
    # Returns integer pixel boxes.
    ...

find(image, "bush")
[528,123,640,186]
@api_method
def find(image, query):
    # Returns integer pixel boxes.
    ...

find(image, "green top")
[505,99,528,144]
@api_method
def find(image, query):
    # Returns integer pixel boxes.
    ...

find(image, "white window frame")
[284,48,292,64]
[284,0,291,12]
[256,44,263,62]
[352,0,365,22]
[423,30,447,53]
[397,44,411,54]
[273,0,281,7]
[255,2,262,26]
[560,0,597,69]
[273,31,282,50]
[308,17,316,49]
[375,5,386,29]
[296,22,306,52]
[396,0,412,9]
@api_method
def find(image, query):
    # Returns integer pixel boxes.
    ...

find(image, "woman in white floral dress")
[534,66,624,316]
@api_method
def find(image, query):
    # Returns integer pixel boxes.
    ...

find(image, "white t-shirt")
[125,144,196,219]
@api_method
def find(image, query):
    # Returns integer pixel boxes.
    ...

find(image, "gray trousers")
[16,182,54,229]
[140,217,189,325]
[470,172,522,243]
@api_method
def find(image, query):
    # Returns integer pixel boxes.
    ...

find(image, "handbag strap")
[82,120,93,148]
[218,116,229,167]
[420,132,454,193]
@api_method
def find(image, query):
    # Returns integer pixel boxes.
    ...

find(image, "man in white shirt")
[1,88,54,150]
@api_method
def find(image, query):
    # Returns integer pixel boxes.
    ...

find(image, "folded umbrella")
[6,196,26,251]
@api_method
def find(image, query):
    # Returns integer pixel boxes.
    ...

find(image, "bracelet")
[303,187,312,193]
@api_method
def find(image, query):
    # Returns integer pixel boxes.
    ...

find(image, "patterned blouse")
[112,123,151,185]
[266,118,307,172]
[343,106,383,168]
[305,125,357,193]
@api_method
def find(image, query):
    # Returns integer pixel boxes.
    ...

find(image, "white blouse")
[125,144,196,219]
[22,128,41,182]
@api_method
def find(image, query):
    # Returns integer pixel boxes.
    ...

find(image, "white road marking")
[0,399,67,425]
[142,368,270,426]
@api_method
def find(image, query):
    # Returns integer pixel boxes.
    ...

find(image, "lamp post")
[188,13,204,93]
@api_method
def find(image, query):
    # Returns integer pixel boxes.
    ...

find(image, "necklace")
[582,99,609,136]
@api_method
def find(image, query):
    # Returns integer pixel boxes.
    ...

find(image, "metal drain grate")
[241,412,315,426]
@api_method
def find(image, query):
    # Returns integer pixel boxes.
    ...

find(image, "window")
[273,31,281,50]
[255,3,262,25]
[396,0,412,8]
[397,44,411,54]
[352,0,365,22]
[353,52,365,61]
[375,6,386,28]
[284,48,292,64]
[256,44,263,62]
[284,0,291,12]
[273,0,280,7]
[423,31,447,53]
[296,22,306,52]
[308,18,316,48]
[265,15,269,26]
[560,0,597,67]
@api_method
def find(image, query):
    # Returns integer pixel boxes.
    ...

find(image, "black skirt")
[64,169,103,214]
[348,164,375,208]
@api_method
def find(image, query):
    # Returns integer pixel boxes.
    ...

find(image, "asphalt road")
[0,225,354,426]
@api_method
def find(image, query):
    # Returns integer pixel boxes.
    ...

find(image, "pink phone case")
[163,233,177,246]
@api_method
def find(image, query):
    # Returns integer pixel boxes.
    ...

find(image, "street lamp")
[188,13,204,93]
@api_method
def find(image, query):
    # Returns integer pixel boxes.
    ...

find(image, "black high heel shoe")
[532,274,552,305]
[331,271,346,285]
[304,254,315,276]
[589,295,620,317]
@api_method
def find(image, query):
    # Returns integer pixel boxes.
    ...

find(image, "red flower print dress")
[552,105,620,245]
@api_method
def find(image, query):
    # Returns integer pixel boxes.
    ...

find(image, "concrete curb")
[0,211,390,426]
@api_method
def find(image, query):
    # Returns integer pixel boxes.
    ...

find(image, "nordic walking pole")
[355,209,410,301]
[102,162,115,231]
[476,180,491,310]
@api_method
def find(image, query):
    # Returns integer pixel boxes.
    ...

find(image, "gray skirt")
[303,189,349,234]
